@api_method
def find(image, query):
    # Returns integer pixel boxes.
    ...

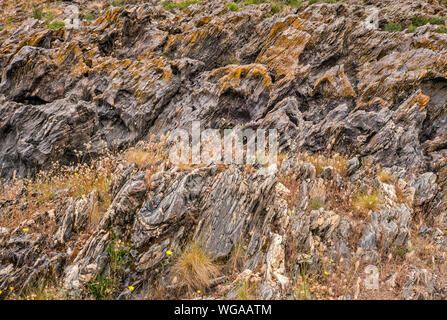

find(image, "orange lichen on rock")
[256,17,310,84]
[210,64,272,95]
[411,92,430,111]
[94,7,122,31]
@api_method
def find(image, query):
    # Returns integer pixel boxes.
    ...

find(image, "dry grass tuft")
[172,242,220,292]
[304,153,348,177]
[0,154,116,229]
[235,280,257,300]
[125,150,153,169]
[378,169,394,183]
[125,134,171,187]
[353,189,381,212]
[227,241,246,275]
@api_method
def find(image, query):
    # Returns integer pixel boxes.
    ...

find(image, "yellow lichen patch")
[256,17,310,84]
[54,43,94,78]
[195,16,212,27]
[210,64,272,95]
[263,17,303,45]
[355,97,391,111]
[313,65,356,98]
[94,7,122,31]
[396,91,430,115]
[25,31,51,47]
[357,49,447,108]
[414,92,430,111]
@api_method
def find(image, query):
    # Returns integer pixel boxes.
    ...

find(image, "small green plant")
[33,7,43,20]
[385,22,402,33]
[409,16,444,30]
[270,3,281,14]
[86,273,110,299]
[244,0,265,5]
[411,16,429,27]
[393,247,407,258]
[161,1,177,10]
[179,0,199,9]
[84,14,95,22]
[408,24,417,33]
[226,2,239,11]
[86,235,129,299]
[288,0,302,8]
[309,197,324,210]
[48,21,65,30]
[428,16,445,25]
[162,0,198,10]
[112,0,126,7]
[308,0,318,4]
[435,26,447,33]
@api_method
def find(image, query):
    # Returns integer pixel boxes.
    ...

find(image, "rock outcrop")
[1,0,447,300]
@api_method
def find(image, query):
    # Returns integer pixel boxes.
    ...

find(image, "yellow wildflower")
[0,290,2,294]
[166,250,173,255]
[197,290,201,294]
[9,287,13,291]
[324,271,328,275]
[22,228,29,232]
[128,286,135,291]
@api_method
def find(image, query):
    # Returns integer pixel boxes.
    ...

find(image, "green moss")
[33,7,43,20]
[435,26,447,33]
[270,3,281,14]
[244,0,265,5]
[161,0,198,10]
[288,0,302,8]
[411,16,429,27]
[393,247,407,258]
[178,0,199,9]
[48,20,65,30]
[408,24,417,33]
[385,22,402,33]
[226,2,239,11]
[428,16,445,25]
[84,13,95,22]
[112,0,126,7]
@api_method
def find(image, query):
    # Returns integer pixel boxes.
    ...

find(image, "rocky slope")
[1,0,447,300]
